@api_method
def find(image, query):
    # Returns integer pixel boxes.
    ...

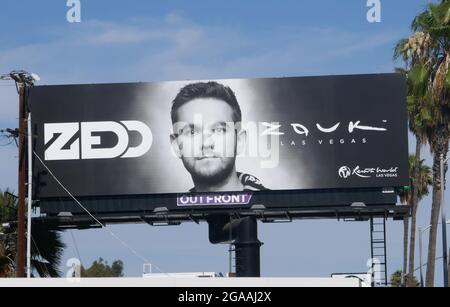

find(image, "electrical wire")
[0,139,13,146]
[0,129,20,148]
[32,150,161,272]
[69,230,83,267]
[0,131,16,147]
[31,234,51,277]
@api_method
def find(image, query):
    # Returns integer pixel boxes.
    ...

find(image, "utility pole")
[1,71,39,278]
[16,82,26,277]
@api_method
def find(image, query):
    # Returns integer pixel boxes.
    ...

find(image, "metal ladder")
[228,243,236,275]
[228,215,236,276]
[370,217,388,286]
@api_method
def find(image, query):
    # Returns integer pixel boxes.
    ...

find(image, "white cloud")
[0,11,424,280]
[0,86,19,123]
[0,17,402,192]
[73,20,178,46]
[0,13,402,127]
[0,140,18,191]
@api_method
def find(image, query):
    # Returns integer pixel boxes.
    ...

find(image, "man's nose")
[201,131,214,149]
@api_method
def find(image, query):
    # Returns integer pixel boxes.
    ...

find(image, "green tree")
[394,28,434,289]
[398,173,411,287]
[390,270,420,287]
[412,1,450,287]
[408,156,432,286]
[31,222,66,277]
[0,189,17,277]
[0,189,65,277]
[81,258,124,277]
[0,240,15,277]
[394,0,450,287]
[399,156,432,286]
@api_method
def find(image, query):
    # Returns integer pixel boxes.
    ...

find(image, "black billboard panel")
[31,74,408,212]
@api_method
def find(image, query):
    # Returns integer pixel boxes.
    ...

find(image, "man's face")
[171,97,245,183]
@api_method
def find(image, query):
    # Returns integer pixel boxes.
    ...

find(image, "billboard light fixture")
[150,221,181,227]
[351,202,366,208]
[57,212,73,217]
[250,204,266,213]
[382,188,395,194]
[261,218,293,224]
[261,211,292,224]
[344,217,369,222]
[153,207,169,215]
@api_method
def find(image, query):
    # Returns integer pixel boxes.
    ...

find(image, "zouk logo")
[261,120,388,136]
[44,121,153,161]
[263,120,388,147]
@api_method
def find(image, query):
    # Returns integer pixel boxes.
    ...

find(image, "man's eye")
[213,127,226,133]
[183,128,197,136]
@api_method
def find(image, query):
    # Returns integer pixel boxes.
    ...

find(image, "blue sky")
[0,0,448,285]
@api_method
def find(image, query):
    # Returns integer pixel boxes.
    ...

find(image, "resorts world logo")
[338,166,352,179]
[338,165,399,179]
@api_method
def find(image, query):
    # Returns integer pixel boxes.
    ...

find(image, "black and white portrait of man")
[169,81,266,193]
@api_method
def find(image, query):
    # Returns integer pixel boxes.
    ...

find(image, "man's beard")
[183,157,236,186]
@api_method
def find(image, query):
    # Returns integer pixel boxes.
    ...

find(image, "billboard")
[31,74,408,210]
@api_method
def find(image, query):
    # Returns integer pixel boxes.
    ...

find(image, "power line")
[0,139,14,146]
[31,234,51,277]
[33,150,157,269]
[69,230,83,267]
[0,129,19,147]
[135,217,172,275]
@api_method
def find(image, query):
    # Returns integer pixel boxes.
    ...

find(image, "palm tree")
[408,155,432,286]
[30,222,66,277]
[0,241,15,277]
[391,270,420,287]
[0,189,17,277]
[412,1,450,287]
[399,155,432,286]
[394,31,434,288]
[398,175,411,287]
[0,189,65,277]
[395,1,450,286]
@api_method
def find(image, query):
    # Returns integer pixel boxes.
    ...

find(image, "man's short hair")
[171,81,242,124]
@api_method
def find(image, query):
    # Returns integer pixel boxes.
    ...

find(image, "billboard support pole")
[440,154,448,287]
[208,215,262,277]
[234,217,262,277]
[26,111,32,278]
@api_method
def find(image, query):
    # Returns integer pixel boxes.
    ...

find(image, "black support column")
[234,216,261,277]
[207,215,262,277]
